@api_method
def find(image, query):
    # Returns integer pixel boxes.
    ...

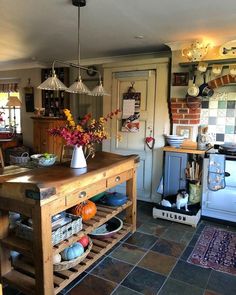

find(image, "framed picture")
[172,72,189,86]
[176,125,193,139]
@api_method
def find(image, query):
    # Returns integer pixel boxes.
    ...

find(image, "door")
[110,70,156,201]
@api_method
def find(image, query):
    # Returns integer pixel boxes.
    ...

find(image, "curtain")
[0,83,19,93]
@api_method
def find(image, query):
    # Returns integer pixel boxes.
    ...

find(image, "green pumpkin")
[61,242,84,261]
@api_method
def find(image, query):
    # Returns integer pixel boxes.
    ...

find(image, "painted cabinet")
[163,151,187,197]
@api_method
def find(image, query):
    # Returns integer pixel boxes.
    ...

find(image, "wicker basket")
[53,239,93,271]
[10,152,30,165]
[15,214,83,246]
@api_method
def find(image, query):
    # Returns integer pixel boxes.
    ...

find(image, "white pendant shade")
[91,82,110,96]
[37,2,109,97]
[66,77,91,94]
[38,74,68,90]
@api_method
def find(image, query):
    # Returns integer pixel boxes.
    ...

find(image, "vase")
[70,145,87,169]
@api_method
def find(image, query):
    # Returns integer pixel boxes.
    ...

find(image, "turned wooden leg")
[126,168,137,232]
[32,206,54,295]
[0,210,11,283]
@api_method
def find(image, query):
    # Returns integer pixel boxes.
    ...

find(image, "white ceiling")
[1,0,236,68]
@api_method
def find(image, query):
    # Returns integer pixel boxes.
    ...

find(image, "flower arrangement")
[49,108,120,158]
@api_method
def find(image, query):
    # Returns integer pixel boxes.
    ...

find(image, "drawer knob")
[115,176,121,182]
[79,191,86,198]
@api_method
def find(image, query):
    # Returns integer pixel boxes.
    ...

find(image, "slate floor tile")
[180,245,194,261]
[158,278,204,295]
[125,232,157,249]
[137,221,167,236]
[206,270,236,295]
[138,251,177,276]
[204,290,222,295]
[151,238,185,258]
[68,274,117,295]
[122,266,166,295]
[189,234,200,247]
[170,222,196,233]
[91,256,133,283]
[112,285,142,295]
[59,272,88,294]
[160,228,193,244]
[110,243,147,265]
[170,260,211,289]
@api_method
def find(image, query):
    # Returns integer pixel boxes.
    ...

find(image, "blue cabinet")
[163,152,187,197]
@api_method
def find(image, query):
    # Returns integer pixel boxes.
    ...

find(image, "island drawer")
[106,170,133,188]
[65,180,106,207]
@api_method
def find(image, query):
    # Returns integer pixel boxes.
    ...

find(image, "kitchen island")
[0,152,139,295]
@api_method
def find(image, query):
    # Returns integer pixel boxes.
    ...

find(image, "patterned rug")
[187,226,236,275]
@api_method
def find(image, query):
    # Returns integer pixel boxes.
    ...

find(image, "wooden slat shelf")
[53,200,132,254]
[2,269,36,295]
[8,224,131,295]
[0,234,32,258]
[0,201,132,259]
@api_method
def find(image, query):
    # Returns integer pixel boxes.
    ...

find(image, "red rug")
[187,226,236,275]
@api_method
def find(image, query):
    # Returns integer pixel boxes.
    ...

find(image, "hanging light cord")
[77,5,81,78]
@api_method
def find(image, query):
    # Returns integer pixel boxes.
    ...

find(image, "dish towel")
[208,154,226,191]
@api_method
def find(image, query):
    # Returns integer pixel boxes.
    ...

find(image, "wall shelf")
[179,58,236,68]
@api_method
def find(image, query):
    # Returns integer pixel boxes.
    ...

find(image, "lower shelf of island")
[3,223,131,295]
[1,201,133,295]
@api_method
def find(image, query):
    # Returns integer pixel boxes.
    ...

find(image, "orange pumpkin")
[71,200,97,221]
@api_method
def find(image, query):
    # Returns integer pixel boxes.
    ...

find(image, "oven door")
[202,158,236,222]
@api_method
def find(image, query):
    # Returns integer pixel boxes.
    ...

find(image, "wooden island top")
[0,152,139,295]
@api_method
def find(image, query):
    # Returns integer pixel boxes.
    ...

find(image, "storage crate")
[15,213,83,246]
[153,204,201,227]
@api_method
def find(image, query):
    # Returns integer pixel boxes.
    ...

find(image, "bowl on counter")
[165,135,185,148]
[31,153,57,166]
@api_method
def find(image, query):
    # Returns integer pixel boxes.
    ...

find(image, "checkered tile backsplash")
[200,94,236,143]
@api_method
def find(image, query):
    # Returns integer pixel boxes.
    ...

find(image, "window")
[0,92,21,133]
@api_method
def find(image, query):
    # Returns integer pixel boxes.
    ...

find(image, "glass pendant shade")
[91,81,110,96]
[38,73,68,90]
[66,76,91,94]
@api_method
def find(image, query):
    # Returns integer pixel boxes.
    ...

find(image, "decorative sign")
[24,79,35,112]
[121,83,141,132]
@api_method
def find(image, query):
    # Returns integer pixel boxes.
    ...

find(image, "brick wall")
[170,98,201,125]
[170,74,236,126]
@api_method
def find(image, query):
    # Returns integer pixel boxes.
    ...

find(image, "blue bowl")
[101,192,128,207]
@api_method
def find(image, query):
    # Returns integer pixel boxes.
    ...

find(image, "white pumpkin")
[53,253,62,264]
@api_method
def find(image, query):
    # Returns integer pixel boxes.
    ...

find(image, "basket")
[15,214,83,246]
[10,152,30,165]
[53,239,93,271]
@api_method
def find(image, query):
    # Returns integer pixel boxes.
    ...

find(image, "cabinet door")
[164,152,187,197]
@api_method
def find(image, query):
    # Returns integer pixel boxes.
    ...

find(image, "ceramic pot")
[187,75,199,97]
[199,74,214,97]
[70,145,87,169]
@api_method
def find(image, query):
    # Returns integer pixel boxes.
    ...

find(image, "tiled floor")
[3,201,236,295]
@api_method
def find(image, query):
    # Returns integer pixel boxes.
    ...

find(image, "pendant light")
[38,0,109,96]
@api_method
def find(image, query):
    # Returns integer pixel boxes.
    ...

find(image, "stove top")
[206,144,236,159]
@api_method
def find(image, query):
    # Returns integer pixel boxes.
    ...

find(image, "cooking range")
[202,143,236,223]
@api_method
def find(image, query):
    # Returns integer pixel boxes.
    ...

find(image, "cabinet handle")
[79,191,86,198]
[42,141,46,145]
[115,176,121,182]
